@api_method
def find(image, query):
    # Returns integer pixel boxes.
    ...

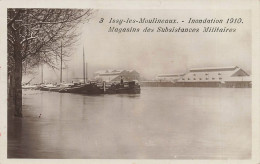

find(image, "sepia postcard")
[0,0,259,164]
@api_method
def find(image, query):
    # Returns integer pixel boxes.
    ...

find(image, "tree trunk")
[7,9,24,117]
[12,59,23,117]
[10,37,23,117]
[8,74,14,116]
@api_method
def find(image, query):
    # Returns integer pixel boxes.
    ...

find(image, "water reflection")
[8,88,251,159]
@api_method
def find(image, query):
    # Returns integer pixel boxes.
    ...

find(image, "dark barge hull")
[59,84,104,94]
[39,81,141,95]
[59,86,87,93]
[107,86,140,94]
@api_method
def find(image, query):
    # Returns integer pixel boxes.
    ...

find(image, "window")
[206,78,208,80]
[218,73,221,75]
[199,78,202,80]
[219,78,222,80]
[188,78,190,80]
[182,78,185,80]
[205,73,208,75]
[193,74,196,76]
[193,78,196,80]
[212,78,215,80]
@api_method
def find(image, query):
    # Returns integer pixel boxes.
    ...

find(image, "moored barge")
[37,80,141,95]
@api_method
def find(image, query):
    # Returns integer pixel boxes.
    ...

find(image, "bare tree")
[8,9,94,117]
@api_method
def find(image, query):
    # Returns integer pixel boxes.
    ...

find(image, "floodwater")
[8,87,251,159]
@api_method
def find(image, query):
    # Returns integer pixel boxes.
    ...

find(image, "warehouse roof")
[190,66,238,72]
[95,69,137,75]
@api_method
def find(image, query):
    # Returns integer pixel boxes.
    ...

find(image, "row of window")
[193,73,222,76]
[182,77,223,80]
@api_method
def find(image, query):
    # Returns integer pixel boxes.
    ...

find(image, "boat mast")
[60,41,63,83]
[41,64,43,84]
[83,46,86,83]
[85,62,88,81]
[66,65,69,82]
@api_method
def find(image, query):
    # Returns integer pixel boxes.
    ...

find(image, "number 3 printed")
[99,18,104,23]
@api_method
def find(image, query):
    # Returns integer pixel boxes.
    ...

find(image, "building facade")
[155,73,185,82]
[94,69,140,82]
[176,66,251,88]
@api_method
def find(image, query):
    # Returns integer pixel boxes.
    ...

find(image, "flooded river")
[8,87,251,159]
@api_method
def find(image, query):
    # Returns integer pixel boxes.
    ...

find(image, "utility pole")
[60,41,63,83]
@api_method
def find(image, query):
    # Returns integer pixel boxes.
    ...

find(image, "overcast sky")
[25,9,251,82]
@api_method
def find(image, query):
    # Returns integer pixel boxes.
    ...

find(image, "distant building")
[156,73,185,82]
[94,69,140,82]
[177,66,251,88]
